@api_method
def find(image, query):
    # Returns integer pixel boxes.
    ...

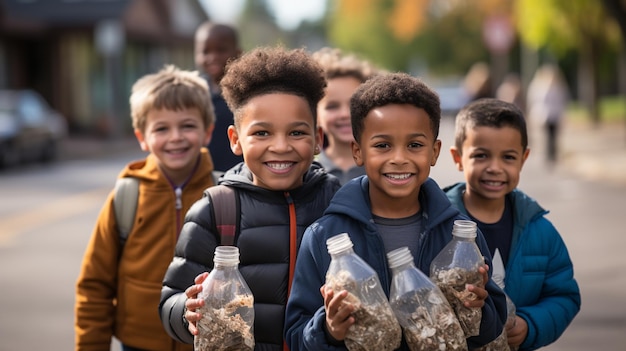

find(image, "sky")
[199,0,327,30]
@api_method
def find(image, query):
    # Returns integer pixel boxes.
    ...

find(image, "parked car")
[0,89,68,168]
[433,83,471,118]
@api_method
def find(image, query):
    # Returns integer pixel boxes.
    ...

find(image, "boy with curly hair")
[75,65,216,351]
[159,46,341,350]
[285,73,507,350]
[312,47,380,184]
[445,98,580,350]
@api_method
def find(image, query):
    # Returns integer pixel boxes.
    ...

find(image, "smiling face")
[318,76,361,147]
[135,108,212,184]
[352,104,441,218]
[450,125,529,209]
[227,93,322,191]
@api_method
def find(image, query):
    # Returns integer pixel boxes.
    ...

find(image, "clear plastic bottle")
[430,220,485,337]
[325,233,401,351]
[195,246,254,351]
[387,246,468,351]
[476,267,518,351]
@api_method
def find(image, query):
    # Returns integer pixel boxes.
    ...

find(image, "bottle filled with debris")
[195,246,254,351]
[430,220,485,337]
[325,233,402,351]
[387,246,468,351]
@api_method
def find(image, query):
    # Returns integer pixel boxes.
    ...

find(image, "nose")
[486,159,503,173]
[269,135,292,153]
[389,147,408,165]
[170,127,183,141]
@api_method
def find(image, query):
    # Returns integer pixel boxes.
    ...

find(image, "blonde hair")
[312,47,379,83]
[129,65,214,132]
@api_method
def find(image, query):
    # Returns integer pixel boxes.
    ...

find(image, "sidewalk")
[551,118,626,187]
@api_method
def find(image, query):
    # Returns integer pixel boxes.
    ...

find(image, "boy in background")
[194,21,243,172]
[445,98,580,350]
[159,46,341,351]
[285,73,506,350]
[75,65,216,351]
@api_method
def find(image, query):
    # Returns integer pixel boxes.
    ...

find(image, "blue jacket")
[444,182,581,350]
[285,176,507,350]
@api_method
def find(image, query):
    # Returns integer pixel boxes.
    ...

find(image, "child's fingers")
[464,284,487,308]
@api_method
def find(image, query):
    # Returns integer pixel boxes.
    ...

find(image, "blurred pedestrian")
[75,65,216,351]
[464,62,492,101]
[312,47,380,184]
[527,63,569,163]
[496,72,525,113]
[194,21,243,172]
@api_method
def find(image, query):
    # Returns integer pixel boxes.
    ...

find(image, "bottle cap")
[214,245,240,265]
[386,246,413,269]
[326,233,353,255]
[452,220,477,238]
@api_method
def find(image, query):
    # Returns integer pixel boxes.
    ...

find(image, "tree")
[516,0,621,124]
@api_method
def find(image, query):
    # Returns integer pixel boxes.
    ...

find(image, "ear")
[314,126,324,155]
[520,147,531,168]
[431,139,442,167]
[227,125,243,156]
[352,140,364,166]
[450,146,463,171]
[134,129,150,152]
[203,124,215,147]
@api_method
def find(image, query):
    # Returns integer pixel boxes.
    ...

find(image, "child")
[159,46,342,350]
[75,65,216,351]
[284,72,507,350]
[444,98,581,350]
[312,47,379,184]
[194,21,243,172]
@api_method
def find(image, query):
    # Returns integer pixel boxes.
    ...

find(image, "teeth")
[387,173,411,180]
[267,162,293,170]
[484,181,503,186]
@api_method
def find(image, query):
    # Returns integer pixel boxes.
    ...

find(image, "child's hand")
[183,272,209,335]
[320,284,355,342]
[506,315,527,347]
[464,264,489,309]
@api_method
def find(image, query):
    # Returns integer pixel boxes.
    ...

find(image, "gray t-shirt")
[316,151,365,185]
[372,211,423,258]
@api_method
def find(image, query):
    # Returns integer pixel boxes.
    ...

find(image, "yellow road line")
[0,188,110,246]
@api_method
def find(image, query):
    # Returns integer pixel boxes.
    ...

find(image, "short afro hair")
[350,72,441,143]
[220,46,326,128]
[454,98,528,152]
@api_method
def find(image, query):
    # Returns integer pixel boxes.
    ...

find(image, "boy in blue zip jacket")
[285,72,507,350]
[444,98,580,350]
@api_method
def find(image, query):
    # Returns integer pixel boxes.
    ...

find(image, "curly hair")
[350,72,441,143]
[312,47,379,83]
[454,98,528,152]
[129,65,214,132]
[220,46,326,127]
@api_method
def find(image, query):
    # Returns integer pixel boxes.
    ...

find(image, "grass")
[567,95,626,123]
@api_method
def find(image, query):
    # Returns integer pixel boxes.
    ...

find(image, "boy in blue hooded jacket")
[444,98,580,350]
[285,73,507,350]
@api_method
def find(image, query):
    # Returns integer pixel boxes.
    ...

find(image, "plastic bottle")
[195,246,254,351]
[387,246,468,351]
[430,220,485,337]
[325,233,401,351]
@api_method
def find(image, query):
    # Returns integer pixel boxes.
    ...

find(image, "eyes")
[252,129,309,137]
[471,152,518,162]
[152,122,200,133]
[373,141,425,149]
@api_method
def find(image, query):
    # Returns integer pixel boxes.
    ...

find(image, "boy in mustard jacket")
[75,65,216,351]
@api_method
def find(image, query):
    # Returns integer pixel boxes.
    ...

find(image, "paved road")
[0,115,624,350]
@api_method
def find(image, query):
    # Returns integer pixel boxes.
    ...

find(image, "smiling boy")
[285,73,506,350]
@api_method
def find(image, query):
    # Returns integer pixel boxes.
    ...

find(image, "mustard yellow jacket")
[75,149,215,351]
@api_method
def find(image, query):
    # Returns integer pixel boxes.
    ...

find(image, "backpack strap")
[205,185,239,245]
[113,177,140,247]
